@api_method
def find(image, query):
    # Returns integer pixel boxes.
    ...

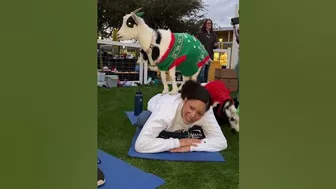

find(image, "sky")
[200,0,239,27]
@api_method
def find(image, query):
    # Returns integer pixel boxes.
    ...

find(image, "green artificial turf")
[98,85,239,189]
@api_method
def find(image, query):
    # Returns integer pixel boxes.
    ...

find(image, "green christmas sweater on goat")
[156,33,210,77]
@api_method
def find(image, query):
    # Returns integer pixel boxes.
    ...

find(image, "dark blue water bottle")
[134,89,143,116]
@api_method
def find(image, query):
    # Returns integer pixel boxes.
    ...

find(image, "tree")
[98,0,138,38]
[98,0,207,38]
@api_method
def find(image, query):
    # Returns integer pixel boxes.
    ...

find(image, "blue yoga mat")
[127,129,225,162]
[125,111,137,126]
[98,149,165,189]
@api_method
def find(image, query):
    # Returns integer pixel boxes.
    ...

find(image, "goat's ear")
[131,12,139,24]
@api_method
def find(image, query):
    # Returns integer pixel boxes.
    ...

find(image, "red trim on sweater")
[168,55,187,69]
[197,55,210,68]
[158,33,175,64]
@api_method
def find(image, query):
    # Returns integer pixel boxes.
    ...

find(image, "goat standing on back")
[116,8,212,95]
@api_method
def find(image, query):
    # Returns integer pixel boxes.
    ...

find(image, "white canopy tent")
[229,4,239,69]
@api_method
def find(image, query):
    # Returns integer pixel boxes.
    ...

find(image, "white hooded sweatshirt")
[134,93,227,153]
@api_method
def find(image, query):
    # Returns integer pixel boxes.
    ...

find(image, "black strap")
[157,125,206,139]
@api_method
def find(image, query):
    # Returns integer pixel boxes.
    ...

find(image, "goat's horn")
[132,7,143,14]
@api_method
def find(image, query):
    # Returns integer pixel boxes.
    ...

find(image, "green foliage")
[98,0,208,37]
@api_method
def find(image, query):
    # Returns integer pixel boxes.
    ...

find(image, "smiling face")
[181,99,207,124]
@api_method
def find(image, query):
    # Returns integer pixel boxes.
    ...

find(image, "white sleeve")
[190,109,228,152]
[147,94,163,111]
[134,111,180,153]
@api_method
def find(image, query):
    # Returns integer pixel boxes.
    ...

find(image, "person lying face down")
[134,80,228,153]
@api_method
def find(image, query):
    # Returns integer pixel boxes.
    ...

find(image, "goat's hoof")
[169,90,178,95]
[161,90,169,95]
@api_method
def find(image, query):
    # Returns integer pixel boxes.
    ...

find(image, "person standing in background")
[197,19,219,83]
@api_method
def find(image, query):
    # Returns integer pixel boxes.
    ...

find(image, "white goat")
[202,80,240,133]
[117,8,211,95]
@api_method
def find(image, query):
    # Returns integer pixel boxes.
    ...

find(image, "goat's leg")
[228,105,239,132]
[177,75,189,91]
[223,101,240,133]
[160,71,169,95]
[168,67,178,95]
[191,67,202,81]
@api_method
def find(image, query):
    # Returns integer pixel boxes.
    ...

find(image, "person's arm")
[134,112,180,153]
[190,109,228,152]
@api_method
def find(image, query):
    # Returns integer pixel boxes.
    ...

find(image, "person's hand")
[179,138,201,147]
[170,146,192,153]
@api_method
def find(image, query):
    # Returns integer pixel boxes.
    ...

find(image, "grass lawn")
[98,85,239,189]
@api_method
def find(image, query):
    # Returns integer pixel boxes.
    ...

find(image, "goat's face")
[117,12,143,41]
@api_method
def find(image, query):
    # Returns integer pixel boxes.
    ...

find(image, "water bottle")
[134,89,143,116]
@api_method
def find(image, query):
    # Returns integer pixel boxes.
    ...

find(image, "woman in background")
[197,19,219,83]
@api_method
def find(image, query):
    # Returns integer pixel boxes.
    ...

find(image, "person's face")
[206,20,212,30]
[181,99,207,124]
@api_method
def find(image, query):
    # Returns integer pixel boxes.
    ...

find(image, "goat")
[116,8,211,95]
[203,80,240,133]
